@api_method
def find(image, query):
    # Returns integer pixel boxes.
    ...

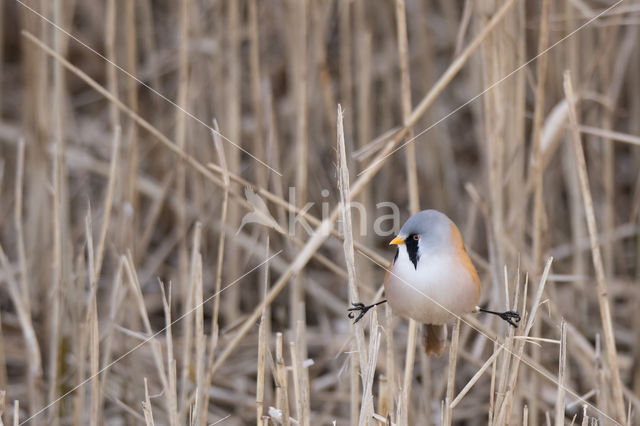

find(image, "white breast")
[384,247,480,325]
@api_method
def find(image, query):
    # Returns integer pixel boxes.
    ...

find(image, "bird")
[348,209,520,356]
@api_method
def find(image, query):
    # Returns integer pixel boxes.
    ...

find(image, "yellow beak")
[389,236,405,246]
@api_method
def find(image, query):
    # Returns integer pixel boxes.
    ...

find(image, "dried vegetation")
[0,0,639,425]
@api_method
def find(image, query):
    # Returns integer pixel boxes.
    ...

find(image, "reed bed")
[0,1,639,425]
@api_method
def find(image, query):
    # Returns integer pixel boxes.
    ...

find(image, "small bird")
[349,209,520,356]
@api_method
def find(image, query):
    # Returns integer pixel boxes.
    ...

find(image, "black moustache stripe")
[405,234,419,269]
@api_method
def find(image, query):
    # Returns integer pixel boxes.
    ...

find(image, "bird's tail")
[423,324,447,357]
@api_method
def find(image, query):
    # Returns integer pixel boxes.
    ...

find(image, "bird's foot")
[347,300,387,324]
[478,308,521,328]
[497,310,521,327]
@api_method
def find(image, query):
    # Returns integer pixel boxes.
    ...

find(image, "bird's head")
[389,210,453,269]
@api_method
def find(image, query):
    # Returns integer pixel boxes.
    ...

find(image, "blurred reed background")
[0,0,639,424]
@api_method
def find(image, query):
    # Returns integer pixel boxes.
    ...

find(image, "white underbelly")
[384,255,480,325]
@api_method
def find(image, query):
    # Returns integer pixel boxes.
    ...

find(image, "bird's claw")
[347,300,387,324]
[498,310,521,328]
[347,302,370,324]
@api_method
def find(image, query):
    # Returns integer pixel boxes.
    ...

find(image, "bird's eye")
[412,234,420,241]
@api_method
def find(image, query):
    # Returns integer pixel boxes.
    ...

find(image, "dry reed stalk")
[178,251,196,419]
[418,347,431,425]
[94,126,121,280]
[353,0,374,289]
[125,2,139,215]
[290,341,303,424]
[72,270,89,425]
[594,335,610,423]
[377,374,388,422]
[14,139,29,315]
[248,0,266,186]
[142,377,155,426]
[159,281,180,426]
[394,6,421,419]
[581,405,589,426]
[83,212,100,426]
[0,244,43,421]
[564,70,626,424]
[89,273,99,426]
[454,0,473,56]
[98,258,125,417]
[200,121,230,425]
[561,0,587,326]
[353,0,369,161]
[443,319,461,426]
[222,0,242,324]
[399,320,417,426]
[384,304,396,420]
[123,257,174,424]
[450,343,504,409]
[295,321,310,426]
[493,257,553,425]
[504,0,527,257]
[395,0,419,214]
[256,239,270,426]
[600,20,634,279]
[124,0,140,241]
[555,320,567,425]
[175,1,190,416]
[0,313,6,393]
[488,340,498,424]
[600,38,616,281]
[137,0,160,112]
[337,104,370,425]
[293,0,308,206]
[479,0,506,297]
[311,0,337,136]
[105,0,119,127]
[209,120,229,330]
[103,393,146,422]
[493,272,517,422]
[409,0,451,213]
[139,172,176,256]
[48,1,68,421]
[192,225,205,426]
[275,333,291,426]
[578,126,640,147]
[359,311,381,426]
[291,0,309,332]
[530,0,551,272]
[338,0,352,144]
[562,139,588,324]
[501,271,524,421]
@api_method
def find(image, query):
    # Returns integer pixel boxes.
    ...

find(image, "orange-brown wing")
[449,222,482,297]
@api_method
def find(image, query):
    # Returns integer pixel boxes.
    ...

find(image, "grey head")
[393,210,454,268]
[399,210,452,243]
